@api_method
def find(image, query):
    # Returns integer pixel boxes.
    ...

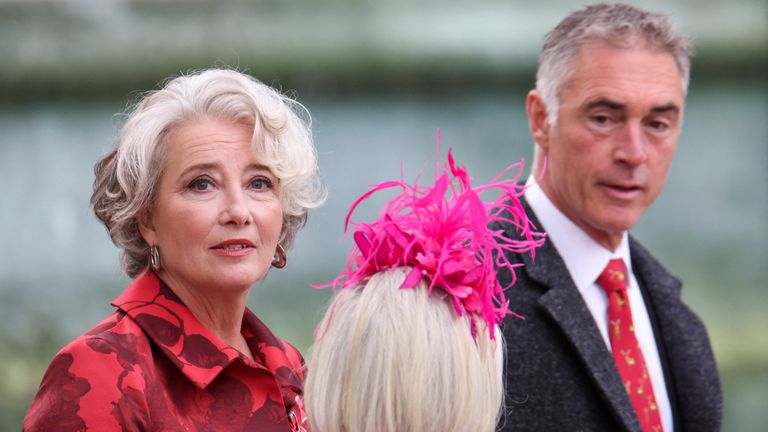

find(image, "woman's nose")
[220,189,252,226]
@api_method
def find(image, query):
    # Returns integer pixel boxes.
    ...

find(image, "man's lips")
[598,182,643,201]
[210,239,255,256]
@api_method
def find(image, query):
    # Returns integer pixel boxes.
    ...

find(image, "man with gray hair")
[495,3,722,431]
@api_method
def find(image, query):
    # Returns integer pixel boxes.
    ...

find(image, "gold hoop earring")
[272,244,287,269]
[150,245,161,272]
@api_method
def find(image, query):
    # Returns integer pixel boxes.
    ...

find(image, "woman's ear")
[138,208,157,245]
[526,90,551,150]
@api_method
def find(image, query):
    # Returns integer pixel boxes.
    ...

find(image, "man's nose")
[615,121,648,166]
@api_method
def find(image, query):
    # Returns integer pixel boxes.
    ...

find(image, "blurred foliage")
[0,0,765,100]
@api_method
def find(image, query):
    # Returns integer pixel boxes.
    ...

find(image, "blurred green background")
[0,0,765,430]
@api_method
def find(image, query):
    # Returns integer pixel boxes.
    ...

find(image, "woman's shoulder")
[242,310,306,371]
[279,339,305,375]
[36,310,153,388]
[240,310,308,400]
[267,337,306,385]
[64,310,153,363]
[23,310,153,431]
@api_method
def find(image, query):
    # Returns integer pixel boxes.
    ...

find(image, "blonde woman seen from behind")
[307,268,502,432]
[304,147,543,432]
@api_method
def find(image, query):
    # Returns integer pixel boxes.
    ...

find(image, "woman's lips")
[211,239,255,257]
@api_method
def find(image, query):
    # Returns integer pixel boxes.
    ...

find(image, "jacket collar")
[111,271,294,390]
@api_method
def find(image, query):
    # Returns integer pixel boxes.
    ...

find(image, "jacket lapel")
[520,202,642,432]
[629,237,682,429]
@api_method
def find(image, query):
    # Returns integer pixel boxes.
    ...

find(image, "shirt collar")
[111,271,279,389]
[525,177,632,291]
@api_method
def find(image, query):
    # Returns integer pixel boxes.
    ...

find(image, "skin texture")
[528,44,685,251]
[139,118,283,356]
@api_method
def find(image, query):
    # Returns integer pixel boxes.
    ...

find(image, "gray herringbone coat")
[495,202,722,432]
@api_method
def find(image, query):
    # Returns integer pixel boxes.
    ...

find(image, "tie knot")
[597,258,628,293]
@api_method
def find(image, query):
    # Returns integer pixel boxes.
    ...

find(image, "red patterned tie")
[598,259,663,432]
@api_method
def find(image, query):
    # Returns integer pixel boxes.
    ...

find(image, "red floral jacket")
[23,271,310,432]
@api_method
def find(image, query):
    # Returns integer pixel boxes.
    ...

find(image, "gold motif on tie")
[621,349,636,366]
[617,293,627,307]
[609,269,625,281]
[611,319,621,338]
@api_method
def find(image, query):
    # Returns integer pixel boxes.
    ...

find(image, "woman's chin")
[164,265,268,297]
[214,272,266,293]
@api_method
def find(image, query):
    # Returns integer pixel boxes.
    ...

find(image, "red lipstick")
[210,239,255,257]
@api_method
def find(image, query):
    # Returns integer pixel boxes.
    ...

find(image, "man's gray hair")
[537,3,693,124]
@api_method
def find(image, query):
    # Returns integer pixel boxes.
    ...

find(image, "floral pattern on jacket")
[24,271,309,432]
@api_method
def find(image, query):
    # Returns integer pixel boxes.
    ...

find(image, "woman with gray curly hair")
[24,69,326,432]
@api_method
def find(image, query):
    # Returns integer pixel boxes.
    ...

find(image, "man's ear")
[526,90,551,150]
[138,208,157,246]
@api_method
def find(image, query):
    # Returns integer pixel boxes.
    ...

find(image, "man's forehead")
[560,45,686,108]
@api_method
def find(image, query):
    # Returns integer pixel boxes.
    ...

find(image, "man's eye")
[593,115,610,124]
[648,120,669,130]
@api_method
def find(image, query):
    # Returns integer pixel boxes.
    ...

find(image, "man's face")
[533,44,685,250]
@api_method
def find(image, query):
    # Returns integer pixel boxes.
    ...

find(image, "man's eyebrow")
[584,98,624,111]
[584,99,681,115]
[651,103,680,114]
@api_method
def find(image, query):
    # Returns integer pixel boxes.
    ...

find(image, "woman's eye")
[188,177,213,191]
[250,178,273,190]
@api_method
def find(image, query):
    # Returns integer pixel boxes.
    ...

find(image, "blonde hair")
[305,268,503,432]
[91,68,327,277]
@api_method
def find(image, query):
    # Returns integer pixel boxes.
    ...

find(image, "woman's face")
[140,117,283,294]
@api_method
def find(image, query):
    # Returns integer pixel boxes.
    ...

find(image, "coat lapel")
[520,203,642,432]
[629,237,682,429]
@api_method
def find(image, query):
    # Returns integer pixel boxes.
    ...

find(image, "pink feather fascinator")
[316,136,544,339]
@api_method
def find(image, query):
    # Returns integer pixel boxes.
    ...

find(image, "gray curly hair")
[92,69,327,278]
[536,3,693,124]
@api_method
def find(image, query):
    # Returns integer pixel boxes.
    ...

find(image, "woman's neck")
[158,273,254,359]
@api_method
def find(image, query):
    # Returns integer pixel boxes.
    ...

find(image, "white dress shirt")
[525,178,673,431]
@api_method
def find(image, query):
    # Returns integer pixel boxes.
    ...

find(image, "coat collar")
[518,200,643,432]
[628,237,682,300]
[111,271,296,390]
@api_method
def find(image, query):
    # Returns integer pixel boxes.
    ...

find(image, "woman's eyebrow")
[179,162,219,178]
